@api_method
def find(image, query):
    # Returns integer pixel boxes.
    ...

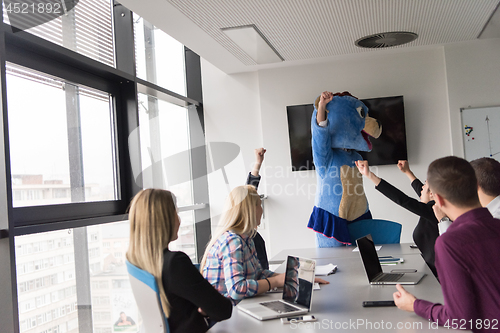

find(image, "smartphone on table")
[281,315,317,324]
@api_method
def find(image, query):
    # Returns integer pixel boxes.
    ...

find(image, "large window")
[0,1,208,333]
[6,64,118,207]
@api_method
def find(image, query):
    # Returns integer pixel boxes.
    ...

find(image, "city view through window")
[8,5,198,333]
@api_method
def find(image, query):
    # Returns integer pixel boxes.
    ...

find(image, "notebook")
[315,263,337,275]
[356,235,425,285]
[237,256,316,320]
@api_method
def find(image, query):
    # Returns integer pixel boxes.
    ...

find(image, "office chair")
[126,260,170,333]
[348,219,402,245]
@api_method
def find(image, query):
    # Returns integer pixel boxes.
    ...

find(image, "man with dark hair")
[470,157,500,218]
[393,156,500,332]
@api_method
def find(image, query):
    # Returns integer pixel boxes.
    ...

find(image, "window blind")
[3,0,115,67]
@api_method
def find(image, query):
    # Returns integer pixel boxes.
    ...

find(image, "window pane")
[134,14,186,96]
[15,230,79,333]
[3,0,115,67]
[169,210,196,261]
[15,219,199,332]
[89,221,140,333]
[6,63,119,207]
[137,93,193,207]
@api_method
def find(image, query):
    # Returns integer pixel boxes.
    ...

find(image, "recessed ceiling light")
[355,32,418,48]
[222,24,284,64]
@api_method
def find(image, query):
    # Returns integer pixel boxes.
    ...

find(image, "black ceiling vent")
[355,31,418,48]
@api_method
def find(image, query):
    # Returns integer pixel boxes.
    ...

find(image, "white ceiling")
[118,0,500,74]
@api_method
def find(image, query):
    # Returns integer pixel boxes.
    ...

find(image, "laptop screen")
[356,235,383,282]
[282,256,315,309]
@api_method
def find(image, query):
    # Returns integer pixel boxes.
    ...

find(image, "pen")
[378,256,393,259]
[379,258,401,262]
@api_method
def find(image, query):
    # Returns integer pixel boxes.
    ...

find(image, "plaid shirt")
[203,230,273,304]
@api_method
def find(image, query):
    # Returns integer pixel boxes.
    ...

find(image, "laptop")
[237,256,316,320]
[356,235,426,285]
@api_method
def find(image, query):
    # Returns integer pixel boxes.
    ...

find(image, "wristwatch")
[439,217,451,223]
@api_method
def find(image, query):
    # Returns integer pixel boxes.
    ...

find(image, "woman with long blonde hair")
[200,185,285,304]
[127,189,232,333]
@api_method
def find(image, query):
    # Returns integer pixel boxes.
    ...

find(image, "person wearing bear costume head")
[308,91,382,247]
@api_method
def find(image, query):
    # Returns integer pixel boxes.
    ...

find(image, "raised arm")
[316,91,333,124]
[312,92,334,177]
[356,161,436,220]
[398,160,417,183]
[433,204,452,234]
[355,160,381,186]
[399,160,427,197]
[246,148,265,190]
[251,148,266,177]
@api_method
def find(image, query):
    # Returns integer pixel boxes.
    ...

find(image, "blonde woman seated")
[201,186,329,305]
[127,189,232,333]
[200,185,285,304]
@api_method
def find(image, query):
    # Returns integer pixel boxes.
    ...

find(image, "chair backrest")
[348,219,402,245]
[126,260,170,333]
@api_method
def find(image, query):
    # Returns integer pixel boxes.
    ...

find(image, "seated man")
[393,156,500,332]
[470,157,500,218]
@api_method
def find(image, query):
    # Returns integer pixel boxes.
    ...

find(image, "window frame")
[0,2,210,333]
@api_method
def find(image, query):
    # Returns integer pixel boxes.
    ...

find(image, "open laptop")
[356,235,425,285]
[237,256,316,320]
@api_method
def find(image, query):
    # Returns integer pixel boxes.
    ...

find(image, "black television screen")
[286,95,408,170]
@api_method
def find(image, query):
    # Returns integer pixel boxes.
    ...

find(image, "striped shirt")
[203,230,273,304]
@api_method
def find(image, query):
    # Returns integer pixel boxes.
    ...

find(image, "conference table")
[208,243,468,332]
[269,243,422,263]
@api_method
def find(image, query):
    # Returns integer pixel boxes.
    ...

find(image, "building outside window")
[1,1,209,333]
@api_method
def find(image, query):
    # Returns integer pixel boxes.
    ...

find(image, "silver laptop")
[356,235,426,285]
[237,256,316,320]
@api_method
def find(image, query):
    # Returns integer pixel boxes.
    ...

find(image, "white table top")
[209,246,468,332]
[269,243,421,264]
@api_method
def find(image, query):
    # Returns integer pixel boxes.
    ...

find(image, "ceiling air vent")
[355,32,418,48]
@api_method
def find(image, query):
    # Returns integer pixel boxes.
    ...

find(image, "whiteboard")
[461,106,500,162]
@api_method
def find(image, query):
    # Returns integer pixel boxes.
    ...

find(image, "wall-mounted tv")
[286,95,408,170]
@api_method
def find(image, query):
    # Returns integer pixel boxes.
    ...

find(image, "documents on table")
[378,256,405,265]
[352,245,382,252]
[315,263,338,275]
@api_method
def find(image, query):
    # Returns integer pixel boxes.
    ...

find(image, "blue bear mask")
[314,94,382,151]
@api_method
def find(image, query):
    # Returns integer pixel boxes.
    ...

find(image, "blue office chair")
[126,260,170,333]
[348,219,402,245]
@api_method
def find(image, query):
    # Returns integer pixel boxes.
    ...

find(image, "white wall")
[202,41,500,258]
[200,60,271,242]
[443,38,500,156]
